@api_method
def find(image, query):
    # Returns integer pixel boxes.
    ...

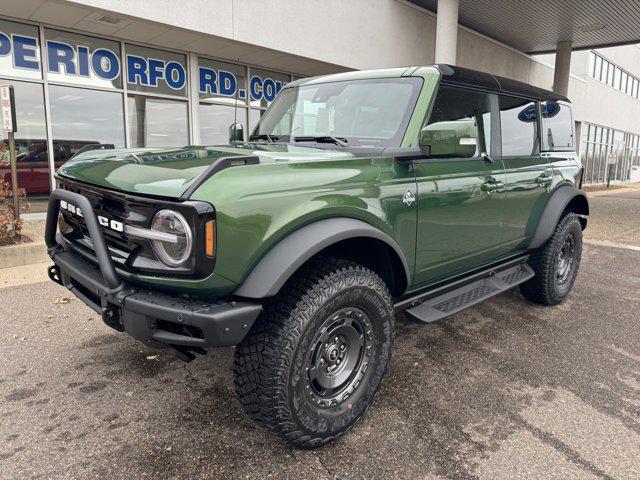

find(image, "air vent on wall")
[84,12,132,28]
[577,23,606,33]
[96,14,125,25]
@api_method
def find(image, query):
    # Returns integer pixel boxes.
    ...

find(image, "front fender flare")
[529,186,589,250]
[233,218,411,299]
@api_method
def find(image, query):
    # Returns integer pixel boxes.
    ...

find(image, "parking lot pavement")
[1,192,639,479]
[585,187,640,247]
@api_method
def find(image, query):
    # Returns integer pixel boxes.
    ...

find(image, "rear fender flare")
[529,185,589,250]
[233,218,410,299]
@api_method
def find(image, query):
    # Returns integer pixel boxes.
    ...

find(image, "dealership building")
[1,0,640,207]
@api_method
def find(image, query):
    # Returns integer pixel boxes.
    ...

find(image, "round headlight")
[150,210,193,267]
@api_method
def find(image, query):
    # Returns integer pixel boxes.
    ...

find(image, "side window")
[499,96,538,156]
[425,85,492,158]
[541,102,574,150]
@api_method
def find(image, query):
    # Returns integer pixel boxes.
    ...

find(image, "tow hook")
[48,265,62,286]
[102,306,124,332]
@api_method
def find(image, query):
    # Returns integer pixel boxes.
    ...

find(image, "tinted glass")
[0,20,41,80]
[199,103,246,145]
[45,28,122,89]
[499,96,537,156]
[128,95,188,147]
[427,85,492,156]
[49,85,125,163]
[0,80,49,197]
[126,45,187,97]
[541,102,574,150]
[198,58,247,105]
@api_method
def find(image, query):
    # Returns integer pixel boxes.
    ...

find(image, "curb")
[0,241,49,269]
[586,185,640,197]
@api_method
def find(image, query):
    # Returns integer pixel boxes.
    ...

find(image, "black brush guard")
[45,188,262,362]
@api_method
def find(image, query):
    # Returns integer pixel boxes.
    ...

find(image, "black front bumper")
[45,189,262,361]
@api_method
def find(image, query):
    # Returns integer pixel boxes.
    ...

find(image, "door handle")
[481,179,504,193]
[535,173,553,186]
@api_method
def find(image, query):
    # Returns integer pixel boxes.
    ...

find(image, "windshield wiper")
[294,136,349,147]
[249,134,279,143]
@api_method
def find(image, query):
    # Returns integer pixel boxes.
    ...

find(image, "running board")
[404,262,534,324]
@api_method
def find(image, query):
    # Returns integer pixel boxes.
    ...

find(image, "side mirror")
[419,119,477,157]
[229,123,244,144]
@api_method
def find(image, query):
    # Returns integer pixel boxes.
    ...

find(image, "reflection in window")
[49,85,125,163]
[426,85,491,157]
[256,78,422,147]
[128,95,188,147]
[499,96,537,156]
[541,102,573,150]
[45,28,122,89]
[249,109,264,133]
[0,20,42,80]
[249,68,290,108]
[198,58,247,106]
[126,44,187,97]
[199,103,246,145]
[0,80,49,197]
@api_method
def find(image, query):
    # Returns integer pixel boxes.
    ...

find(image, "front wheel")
[520,212,583,305]
[234,257,394,449]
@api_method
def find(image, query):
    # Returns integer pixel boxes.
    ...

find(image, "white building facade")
[1,0,639,204]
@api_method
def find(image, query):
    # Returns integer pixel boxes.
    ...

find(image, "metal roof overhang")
[409,0,640,54]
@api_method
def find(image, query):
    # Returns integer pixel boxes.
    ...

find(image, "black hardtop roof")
[434,64,569,103]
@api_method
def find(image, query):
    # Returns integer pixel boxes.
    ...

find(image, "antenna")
[233,58,240,142]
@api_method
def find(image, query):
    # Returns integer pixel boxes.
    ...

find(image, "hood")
[56,144,355,198]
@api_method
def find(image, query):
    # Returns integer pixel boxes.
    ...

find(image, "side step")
[404,262,534,324]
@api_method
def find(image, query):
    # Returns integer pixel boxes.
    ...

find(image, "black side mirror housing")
[229,123,244,144]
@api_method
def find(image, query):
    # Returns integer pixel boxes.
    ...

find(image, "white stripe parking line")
[584,239,640,251]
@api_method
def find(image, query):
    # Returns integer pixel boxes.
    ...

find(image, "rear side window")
[541,102,574,150]
[499,95,538,156]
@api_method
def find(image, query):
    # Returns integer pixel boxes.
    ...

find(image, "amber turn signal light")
[205,220,216,257]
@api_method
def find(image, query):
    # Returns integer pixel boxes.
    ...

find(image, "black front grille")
[55,177,216,278]
[58,180,141,271]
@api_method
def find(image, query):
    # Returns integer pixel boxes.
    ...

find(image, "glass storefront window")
[0,20,42,80]
[0,80,48,197]
[44,29,122,89]
[126,45,187,97]
[199,103,246,145]
[128,95,188,147]
[3,21,300,194]
[249,108,264,133]
[198,58,247,105]
[249,68,290,109]
[49,84,125,162]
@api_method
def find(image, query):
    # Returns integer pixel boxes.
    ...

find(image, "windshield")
[252,77,423,147]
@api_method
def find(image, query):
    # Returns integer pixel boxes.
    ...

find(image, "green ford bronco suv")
[45,65,588,448]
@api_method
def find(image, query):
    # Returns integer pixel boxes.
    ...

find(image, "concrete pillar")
[553,41,572,97]
[434,0,460,65]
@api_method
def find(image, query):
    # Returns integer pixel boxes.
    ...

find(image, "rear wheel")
[234,257,394,449]
[520,212,583,305]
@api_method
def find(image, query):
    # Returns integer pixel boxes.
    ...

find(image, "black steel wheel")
[305,308,374,408]
[556,233,576,286]
[234,257,394,449]
[520,212,583,305]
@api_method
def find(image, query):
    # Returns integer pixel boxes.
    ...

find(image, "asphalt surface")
[1,189,639,479]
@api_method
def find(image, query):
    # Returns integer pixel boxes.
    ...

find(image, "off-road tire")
[520,212,583,305]
[234,257,394,449]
